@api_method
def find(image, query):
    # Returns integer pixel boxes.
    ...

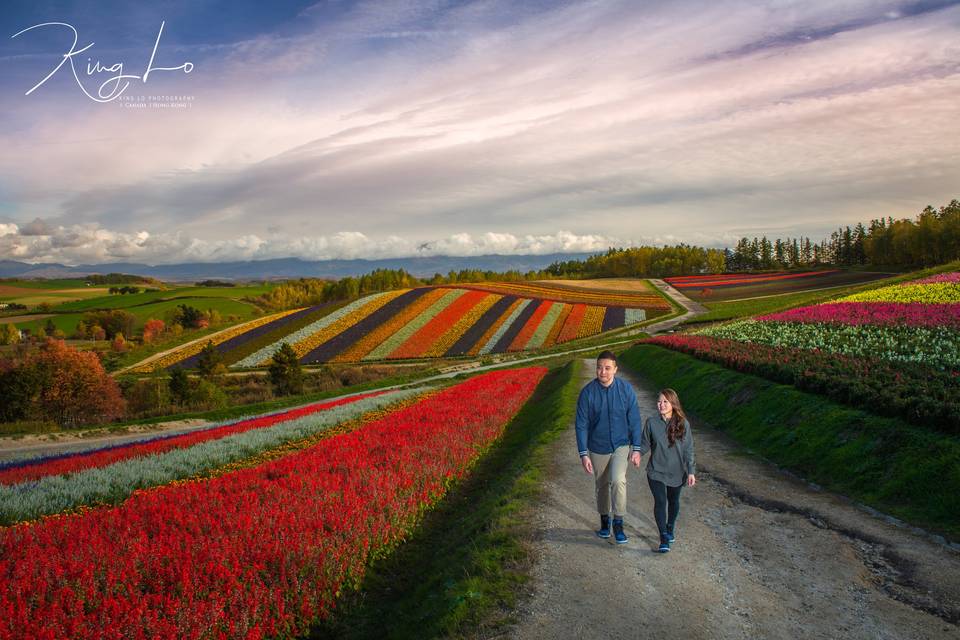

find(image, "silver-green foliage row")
[698,320,960,370]
[0,388,423,525]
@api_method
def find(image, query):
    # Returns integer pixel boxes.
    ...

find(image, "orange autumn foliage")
[26,339,126,427]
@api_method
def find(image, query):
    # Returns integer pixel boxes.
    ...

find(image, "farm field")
[3,281,270,337]
[644,268,960,431]
[0,283,109,307]
[532,277,656,292]
[52,284,272,312]
[666,269,892,302]
[135,283,663,372]
[0,367,546,638]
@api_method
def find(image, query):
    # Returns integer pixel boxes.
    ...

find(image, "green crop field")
[52,285,273,312]
[0,279,92,290]
[9,298,259,333]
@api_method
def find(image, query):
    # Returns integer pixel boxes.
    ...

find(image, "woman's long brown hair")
[659,388,687,446]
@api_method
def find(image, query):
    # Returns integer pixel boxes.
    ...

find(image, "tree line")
[245,199,958,309]
[727,199,960,271]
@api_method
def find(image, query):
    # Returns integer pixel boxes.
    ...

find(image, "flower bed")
[300,289,431,363]
[840,282,960,304]
[641,335,960,434]
[758,302,960,329]
[665,270,838,288]
[420,293,501,358]
[507,300,555,352]
[0,391,389,486]
[905,272,960,285]
[577,306,605,338]
[388,290,491,359]
[0,389,420,524]
[698,319,960,370]
[473,298,527,356]
[556,303,587,343]
[445,295,519,357]
[292,290,409,361]
[131,308,303,373]
[364,289,464,360]
[444,282,670,309]
[0,367,546,639]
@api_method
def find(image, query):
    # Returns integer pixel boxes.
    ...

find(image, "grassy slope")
[52,285,271,312]
[312,360,580,639]
[0,279,91,290]
[620,344,960,540]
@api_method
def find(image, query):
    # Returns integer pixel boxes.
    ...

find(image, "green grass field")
[0,279,92,290]
[53,285,272,312]
[6,297,261,335]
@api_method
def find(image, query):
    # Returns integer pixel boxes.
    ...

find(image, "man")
[575,350,643,544]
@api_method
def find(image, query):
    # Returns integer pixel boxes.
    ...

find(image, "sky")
[1,0,958,265]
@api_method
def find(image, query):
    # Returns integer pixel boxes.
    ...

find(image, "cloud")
[0,220,629,265]
[1,0,959,260]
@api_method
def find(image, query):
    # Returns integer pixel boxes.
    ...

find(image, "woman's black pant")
[647,476,683,543]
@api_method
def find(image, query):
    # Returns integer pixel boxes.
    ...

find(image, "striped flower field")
[0,367,547,638]
[643,270,960,430]
[133,283,661,371]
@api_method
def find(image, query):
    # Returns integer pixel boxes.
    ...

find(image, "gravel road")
[506,359,960,640]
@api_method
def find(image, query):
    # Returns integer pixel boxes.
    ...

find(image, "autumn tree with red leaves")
[5,339,126,428]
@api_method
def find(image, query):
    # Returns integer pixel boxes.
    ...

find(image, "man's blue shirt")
[575,376,642,457]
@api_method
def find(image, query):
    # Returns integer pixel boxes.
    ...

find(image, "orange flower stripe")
[577,306,605,338]
[443,282,670,309]
[541,303,573,348]
[289,289,410,360]
[466,298,526,356]
[336,288,450,362]
[557,304,587,343]
[389,290,491,359]
[421,293,502,358]
[130,308,304,373]
[508,301,555,352]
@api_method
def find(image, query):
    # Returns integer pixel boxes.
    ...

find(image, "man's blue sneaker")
[658,542,671,553]
[664,532,675,544]
[596,515,611,539]
[612,518,628,544]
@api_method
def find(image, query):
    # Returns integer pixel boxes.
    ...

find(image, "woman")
[633,388,696,553]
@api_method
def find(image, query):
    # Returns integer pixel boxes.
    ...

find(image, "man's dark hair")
[597,350,617,364]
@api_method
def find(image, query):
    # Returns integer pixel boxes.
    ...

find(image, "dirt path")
[506,359,960,640]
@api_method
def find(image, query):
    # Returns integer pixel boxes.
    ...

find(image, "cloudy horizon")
[2,0,959,265]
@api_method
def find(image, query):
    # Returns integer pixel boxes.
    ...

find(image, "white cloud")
[1,0,958,258]
[0,221,630,265]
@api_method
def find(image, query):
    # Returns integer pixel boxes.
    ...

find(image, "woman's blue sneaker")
[664,532,675,544]
[658,542,671,553]
[612,518,628,544]
[596,515,611,539]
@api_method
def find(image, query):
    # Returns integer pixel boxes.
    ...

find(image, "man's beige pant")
[589,445,629,517]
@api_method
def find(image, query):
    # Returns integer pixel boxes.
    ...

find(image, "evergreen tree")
[195,341,224,379]
[268,342,304,396]
[168,368,191,405]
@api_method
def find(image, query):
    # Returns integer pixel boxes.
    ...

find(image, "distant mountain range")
[0,254,593,282]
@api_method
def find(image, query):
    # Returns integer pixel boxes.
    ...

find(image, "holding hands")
[629,451,641,468]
